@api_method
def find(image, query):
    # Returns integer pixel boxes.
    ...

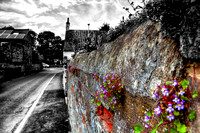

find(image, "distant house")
[64,18,99,53]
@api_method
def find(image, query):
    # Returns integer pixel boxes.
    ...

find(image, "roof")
[0,29,31,40]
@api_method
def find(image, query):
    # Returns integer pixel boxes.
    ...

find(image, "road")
[0,68,69,133]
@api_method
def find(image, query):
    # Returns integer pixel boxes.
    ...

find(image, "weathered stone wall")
[65,21,200,133]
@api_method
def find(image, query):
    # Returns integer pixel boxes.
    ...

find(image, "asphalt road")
[0,68,70,133]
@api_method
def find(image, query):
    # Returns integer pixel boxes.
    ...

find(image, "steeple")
[66,17,70,31]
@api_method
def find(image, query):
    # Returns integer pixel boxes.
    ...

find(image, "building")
[64,18,99,53]
[0,29,37,80]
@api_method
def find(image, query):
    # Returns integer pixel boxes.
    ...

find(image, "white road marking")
[14,73,56,133]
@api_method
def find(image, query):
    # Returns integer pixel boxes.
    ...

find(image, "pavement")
[21,71,71,133]
[0,68,71,133]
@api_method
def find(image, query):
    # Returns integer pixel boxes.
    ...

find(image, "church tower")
[64,17,72,51]
[66,17,70,31]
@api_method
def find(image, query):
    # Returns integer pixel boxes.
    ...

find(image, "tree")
[98,23,111,46]
[29,30,37,49]
[36,31,63,64]
[99,23,110,32]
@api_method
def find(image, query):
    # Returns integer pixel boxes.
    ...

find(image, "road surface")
[0,68,70,133]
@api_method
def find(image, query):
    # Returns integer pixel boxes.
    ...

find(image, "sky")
[0,0,143,39]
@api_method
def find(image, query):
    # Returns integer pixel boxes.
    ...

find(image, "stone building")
[64,18,99,53]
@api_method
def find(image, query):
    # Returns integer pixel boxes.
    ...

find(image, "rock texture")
[65,21,200,133]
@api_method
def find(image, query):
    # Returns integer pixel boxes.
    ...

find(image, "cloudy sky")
[0,0,143,39]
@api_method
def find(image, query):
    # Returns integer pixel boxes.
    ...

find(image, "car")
[42,63,49,68]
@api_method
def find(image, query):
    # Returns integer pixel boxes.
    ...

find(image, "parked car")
[42,63,49,68]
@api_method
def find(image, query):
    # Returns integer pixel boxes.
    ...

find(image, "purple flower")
[172,80,178,86]
[144,114,152,122]
[101,88,104,92]
[172,94,180,103]
[145,124,149,128]
[113,96,116,100]
[152,92,159,99]
[103,90,108,94]
[103,80,106,83]
[112,85,115,88]
[113,100,117,104]
[154,106,161,115]
[161,86,166,92]
[93,76,95,78]
[178,89,185,96]
[180,100,185,104]
[111,76,114,80]
[118,83,121,86]
[167,113,175,121]
[175,100,185,111]
[104,95,108,97]
[106,75,109,78]
[162,89,169,96]
[103,76,107,80]
[166,103,174,113]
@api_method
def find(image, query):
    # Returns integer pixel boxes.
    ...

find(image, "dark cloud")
[40,5,65,17]
[0,20,24,29]
[70,3,93,18]
[0,0,13,4]
[0,8,26,16]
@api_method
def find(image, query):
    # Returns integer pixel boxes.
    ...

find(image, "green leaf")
[97,101,101,106]
[190,62,196,67]
[121,85,123,88]
[177,124,187,133]
[109,97,113,102]
[111,106,115,110]
[180,79,189,88]
[165,81,171,85]
[173,119,181,127]
[192,90,198,98]
[151,116,163,133]
[134,124,143,133]
[181,96,188,100]
[189,110,196,120]
[147,112,151,117]
[174,111,180,116]
[90,99,94,103]
[100,94,105,98]
[151,128,157,133]
[157,116,163,128]
[169,127,177,133]
[103,83,107,87]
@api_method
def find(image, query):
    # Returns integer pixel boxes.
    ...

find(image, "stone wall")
[65,21,200,133]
